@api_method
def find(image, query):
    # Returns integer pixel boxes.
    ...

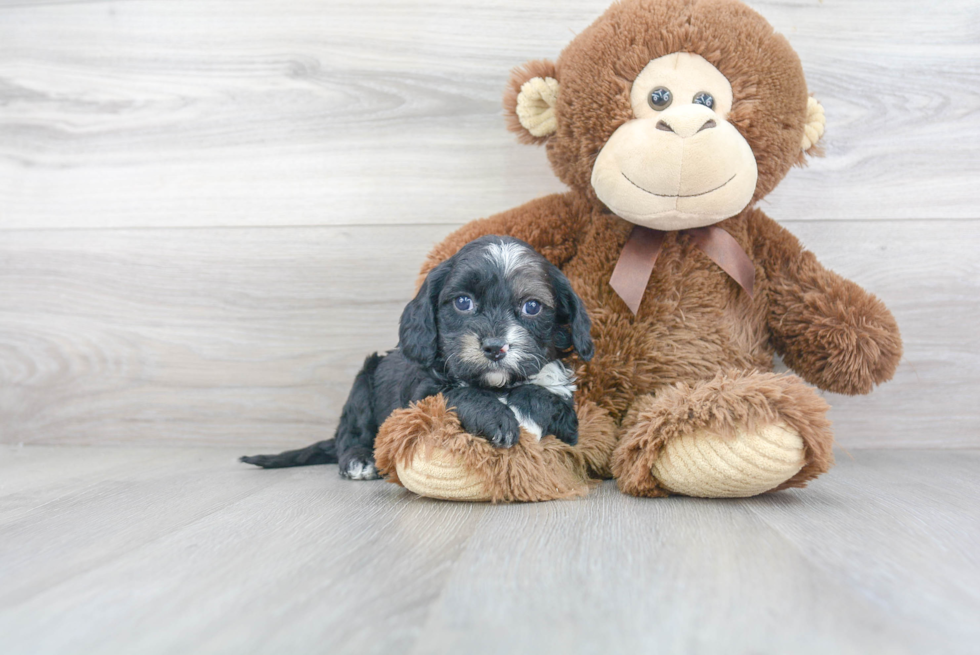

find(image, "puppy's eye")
[454,296,474,312]
[522,300,542,316]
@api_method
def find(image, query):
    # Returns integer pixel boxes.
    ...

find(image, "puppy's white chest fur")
[526,361,576,399]
[498,362,576,440]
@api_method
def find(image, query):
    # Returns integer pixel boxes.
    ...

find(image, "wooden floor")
[1,446,977,655]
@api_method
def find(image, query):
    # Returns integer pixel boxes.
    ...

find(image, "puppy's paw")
[486,415,522,448]
[549,411,579,446]
[339,454,381,480]
[462,408,521,449]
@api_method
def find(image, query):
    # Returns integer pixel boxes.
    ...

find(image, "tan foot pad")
[651,424,806,498]
[374,395,617,503]
[396,447,493,502]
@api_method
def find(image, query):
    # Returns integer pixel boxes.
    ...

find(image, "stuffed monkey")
[374,0,902,501]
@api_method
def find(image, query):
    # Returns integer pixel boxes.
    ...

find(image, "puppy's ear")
[549,266,594,362]
[398,259,451,367]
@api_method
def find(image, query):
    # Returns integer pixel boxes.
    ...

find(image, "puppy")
[241,235,594,479]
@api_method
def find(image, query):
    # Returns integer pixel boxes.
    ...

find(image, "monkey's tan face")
[591,53,759,231]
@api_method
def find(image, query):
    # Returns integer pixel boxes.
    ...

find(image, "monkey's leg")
[612,370,833,498]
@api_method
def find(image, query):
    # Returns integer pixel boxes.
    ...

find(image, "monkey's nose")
[656,115,717,139]
[482,339,510,361]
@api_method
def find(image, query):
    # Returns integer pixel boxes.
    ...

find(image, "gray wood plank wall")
[1,0,978,448]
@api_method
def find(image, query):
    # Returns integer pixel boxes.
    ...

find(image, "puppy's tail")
[240,440,337,469]
[240,352,385,470]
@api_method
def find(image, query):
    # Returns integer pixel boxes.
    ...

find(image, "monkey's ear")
[503,60,560,145]
[398,259,451,367]
[801,96,826,156]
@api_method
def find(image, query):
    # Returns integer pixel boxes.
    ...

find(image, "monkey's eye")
[648,87,672,110]
[454,296,474,312]
[522,300,542,316]
[693,92,715,109]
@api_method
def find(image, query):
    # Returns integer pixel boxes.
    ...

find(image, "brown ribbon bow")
[609,224,756,315]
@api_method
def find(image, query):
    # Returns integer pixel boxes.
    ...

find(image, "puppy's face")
[436,241,558,387]
[399,236,593,388]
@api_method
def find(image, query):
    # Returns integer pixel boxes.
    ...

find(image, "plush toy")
[373,0,902,501]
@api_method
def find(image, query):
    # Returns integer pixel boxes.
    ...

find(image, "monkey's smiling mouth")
[622,172,737,198]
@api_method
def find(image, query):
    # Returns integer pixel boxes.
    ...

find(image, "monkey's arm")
[417,192,588,282]
[749,210,902,395]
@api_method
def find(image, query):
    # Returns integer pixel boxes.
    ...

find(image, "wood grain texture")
[1,0,978,230]
[0,220,977,449]
[0,446,488,654]
[411,461,976,655]
[0,224,434,447]
[743,450,980,654]
[1,445,977,655]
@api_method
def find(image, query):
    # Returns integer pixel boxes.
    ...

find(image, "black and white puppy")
[241,235,593,480]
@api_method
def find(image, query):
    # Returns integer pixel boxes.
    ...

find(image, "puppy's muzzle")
[481,338,510,362]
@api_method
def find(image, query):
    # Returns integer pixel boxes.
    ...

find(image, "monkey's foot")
[396,447,491,501]
[612,371,835,498]
[374,395,617,503]
[650,423,805,497]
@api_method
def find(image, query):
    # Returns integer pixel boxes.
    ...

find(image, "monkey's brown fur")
[375,0,902,499]
[375,397,618,503]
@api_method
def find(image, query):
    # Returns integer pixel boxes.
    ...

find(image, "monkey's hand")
[760,220,902,395]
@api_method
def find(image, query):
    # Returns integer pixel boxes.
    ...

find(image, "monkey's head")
[504,0,825,231]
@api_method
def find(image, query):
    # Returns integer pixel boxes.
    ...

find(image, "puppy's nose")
[482,338,510,362]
